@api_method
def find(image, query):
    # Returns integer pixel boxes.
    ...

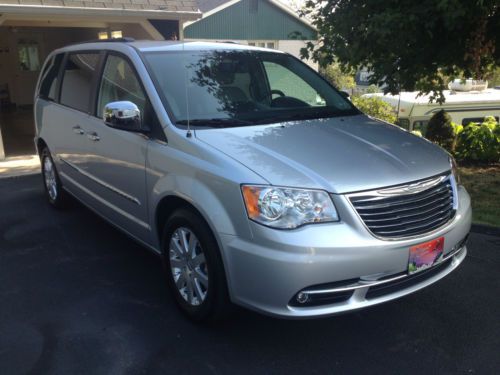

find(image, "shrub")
[426,110,455,151]
[411,130,423,137]
[351,96,397,124]
[365,84,380,94]
[454,116,500,163]
[321,63,356,91]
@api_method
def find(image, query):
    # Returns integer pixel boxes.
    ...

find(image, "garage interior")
[0,7,193,159]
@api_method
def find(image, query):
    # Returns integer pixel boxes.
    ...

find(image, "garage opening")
[0,26,104,157]
[0,16,188,160]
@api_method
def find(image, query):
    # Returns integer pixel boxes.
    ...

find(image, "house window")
[18,39,40,71]
[98,30,123,40]
[248,41,277,49]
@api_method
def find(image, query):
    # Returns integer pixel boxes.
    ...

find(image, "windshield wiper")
[253,109,348,124]
[176,118,254,128]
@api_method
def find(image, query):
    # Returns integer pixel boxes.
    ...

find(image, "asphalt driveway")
[0,174,499,375]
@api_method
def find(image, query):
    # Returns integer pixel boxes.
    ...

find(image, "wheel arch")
[36,137,48,156]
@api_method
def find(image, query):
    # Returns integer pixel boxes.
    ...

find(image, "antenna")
[182,41,192,138]
[396,89,402,123]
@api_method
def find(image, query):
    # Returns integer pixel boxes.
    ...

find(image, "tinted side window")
[39,53,64,101]
[60,53,100,112]
[97,55,146,118]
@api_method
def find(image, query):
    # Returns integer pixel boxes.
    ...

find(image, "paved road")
[0,175,499,375]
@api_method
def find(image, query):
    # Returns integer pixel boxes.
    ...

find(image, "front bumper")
[220,186,472,318]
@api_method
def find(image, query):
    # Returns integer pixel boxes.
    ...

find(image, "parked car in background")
[35,40,471,321]
[364,88,500,135]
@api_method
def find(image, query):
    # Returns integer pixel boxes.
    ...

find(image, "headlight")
[241,185,339,229]
[449,156,461,185]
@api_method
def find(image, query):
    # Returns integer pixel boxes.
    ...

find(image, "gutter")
[0,4,202,21]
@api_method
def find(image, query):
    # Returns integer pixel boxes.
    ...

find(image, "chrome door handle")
[72,125,84,135]
[87,132,100,142]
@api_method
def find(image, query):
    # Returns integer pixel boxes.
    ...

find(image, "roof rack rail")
[79,37,136,44]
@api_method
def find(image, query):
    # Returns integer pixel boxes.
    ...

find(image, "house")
[0,0,201,159]
[184,0,317,69]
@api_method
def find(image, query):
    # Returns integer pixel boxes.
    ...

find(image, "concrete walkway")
[0,154,40,178]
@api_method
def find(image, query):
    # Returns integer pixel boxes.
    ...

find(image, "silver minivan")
[34,40,471,321]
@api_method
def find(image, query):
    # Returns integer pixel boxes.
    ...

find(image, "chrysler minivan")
[34,40,471,321]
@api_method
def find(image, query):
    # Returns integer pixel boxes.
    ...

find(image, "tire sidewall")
[41,148,65,208]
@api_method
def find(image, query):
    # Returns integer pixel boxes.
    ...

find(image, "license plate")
[408,237,445,274]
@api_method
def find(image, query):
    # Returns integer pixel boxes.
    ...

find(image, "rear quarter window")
[38,53,64,101]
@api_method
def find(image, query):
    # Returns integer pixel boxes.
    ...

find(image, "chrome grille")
[349,174,456,239]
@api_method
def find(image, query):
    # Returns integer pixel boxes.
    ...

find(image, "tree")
[426,110,455,151]
[301,0,499,103]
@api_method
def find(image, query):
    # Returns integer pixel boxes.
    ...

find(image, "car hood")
[195,114,451,194]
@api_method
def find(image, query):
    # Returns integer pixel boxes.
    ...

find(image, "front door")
[82,53,150,242]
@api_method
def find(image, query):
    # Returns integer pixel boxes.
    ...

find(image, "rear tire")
[41,148,69,209]
[161,208,232,322]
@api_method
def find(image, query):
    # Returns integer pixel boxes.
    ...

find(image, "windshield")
[144,50,359,128]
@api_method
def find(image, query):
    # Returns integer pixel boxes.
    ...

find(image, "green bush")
[411,130,423,137]
[351,96,397,124]
[426,110,455,151]
[454,116,500,163]
[321,63,356,91]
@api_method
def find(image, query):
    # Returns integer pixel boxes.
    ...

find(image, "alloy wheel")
[169,227,209,306]
[43,156,58,201]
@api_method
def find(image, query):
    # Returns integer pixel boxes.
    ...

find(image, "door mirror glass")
[103,101,145,132]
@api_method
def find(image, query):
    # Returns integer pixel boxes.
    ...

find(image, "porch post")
[0,124,5,160]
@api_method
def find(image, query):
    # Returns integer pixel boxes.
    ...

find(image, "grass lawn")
[459,163,500,227]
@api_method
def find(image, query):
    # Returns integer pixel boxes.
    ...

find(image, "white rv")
[364,88,500,134]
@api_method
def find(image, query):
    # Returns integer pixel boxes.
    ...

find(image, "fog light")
[296,292,309,304]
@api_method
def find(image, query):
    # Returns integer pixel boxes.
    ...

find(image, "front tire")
[41,148,68,208]
[161,208,232,322]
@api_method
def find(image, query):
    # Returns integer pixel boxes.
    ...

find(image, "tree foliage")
[301,0,499,103]
[350,96,397,124]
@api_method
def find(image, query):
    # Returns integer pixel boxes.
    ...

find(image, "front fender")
[146,139,264,251]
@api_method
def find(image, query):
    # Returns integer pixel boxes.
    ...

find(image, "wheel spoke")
[175,271,186,290]
[193,278,206,301]
[170,257,186,269]
[191,253,205,268]
[170,237,184,257]
[193,269,208,288]
[188,233,198,258]
[179,228,189,254]
[186,274,195,304]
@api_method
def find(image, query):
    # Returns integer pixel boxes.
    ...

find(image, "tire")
[161,208,232,322]
[41,147,69,208]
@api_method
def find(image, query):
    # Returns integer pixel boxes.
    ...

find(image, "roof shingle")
[0,0,199,12]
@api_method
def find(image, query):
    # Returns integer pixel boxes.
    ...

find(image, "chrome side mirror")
[103,101,145,132]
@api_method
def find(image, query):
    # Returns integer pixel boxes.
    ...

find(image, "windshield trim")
[139,49,360,129]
